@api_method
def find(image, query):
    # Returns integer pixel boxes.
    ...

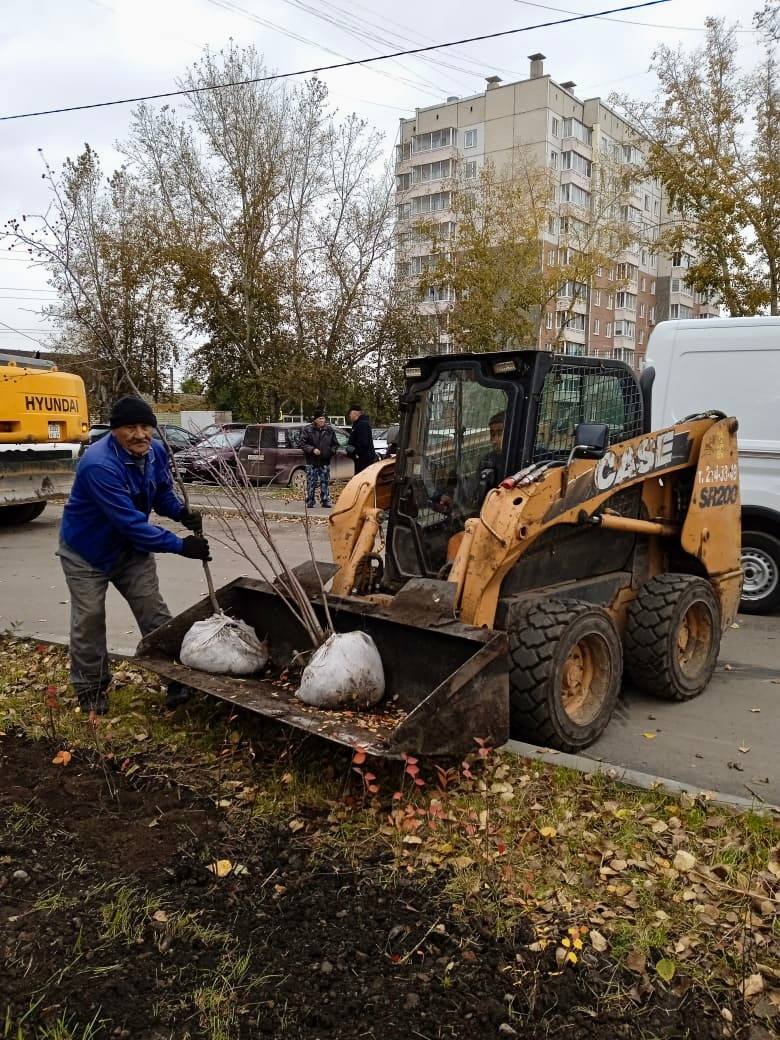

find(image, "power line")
[1,1,672,122]
[512,0,756,33]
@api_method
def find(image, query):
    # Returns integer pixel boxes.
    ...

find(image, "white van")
[647,316,780,614]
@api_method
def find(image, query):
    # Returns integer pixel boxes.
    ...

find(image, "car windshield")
[199,430,244,449]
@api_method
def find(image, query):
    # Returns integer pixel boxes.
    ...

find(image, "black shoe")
[305,501,315,509]
[321,502,332,509]
[165,681,193,710]
[78,693,108,715]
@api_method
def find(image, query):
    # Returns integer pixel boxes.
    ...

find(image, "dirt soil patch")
[0,731,762,1040]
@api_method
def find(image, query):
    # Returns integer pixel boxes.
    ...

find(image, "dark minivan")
[238,422,353,492]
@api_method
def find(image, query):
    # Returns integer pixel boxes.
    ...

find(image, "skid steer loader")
[138,350,742,757]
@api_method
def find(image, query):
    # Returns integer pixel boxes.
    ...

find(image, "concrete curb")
[196,503,329,523]
[505,738,780,815]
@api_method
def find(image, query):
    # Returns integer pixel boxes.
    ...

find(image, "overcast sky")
[0,0,765,357]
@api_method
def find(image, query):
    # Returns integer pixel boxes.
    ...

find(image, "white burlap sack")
[180,614,269,676]
[296,631,385,709]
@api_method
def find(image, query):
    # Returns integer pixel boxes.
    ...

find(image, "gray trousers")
[58,540,172,698]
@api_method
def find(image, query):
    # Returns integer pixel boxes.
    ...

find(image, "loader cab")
[386,350,644,585]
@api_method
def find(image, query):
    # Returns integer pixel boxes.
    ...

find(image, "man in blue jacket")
[58,395,210,714]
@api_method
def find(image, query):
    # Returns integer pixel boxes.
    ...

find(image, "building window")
[593,289,601,307]
[639,303,645,318]
[641,276,646,291]
[410,191,450,215]
[545,311,553,330]
[563,117,592,146]
[639,329,644,344]
[562,150,592,177]
[606,322,613,338]
[649,306,655,323]
[396,202,411,221]
[464,129,477,149]
[607,293,614,308]
[616,291,637,311]
[559,182,591,207]
[564,342,586,356]
[670,303,693,319]
[396,141,411,162]
[550,149,559,169]
[412,159,452,183]
[464,160,477,180]
[412,128,455,154]
[614,319,636,338]
[593,318,600,335]
[551,116,561,138]
[548,249,557,265]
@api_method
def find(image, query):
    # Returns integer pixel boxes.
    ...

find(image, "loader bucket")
[136,577,509,758]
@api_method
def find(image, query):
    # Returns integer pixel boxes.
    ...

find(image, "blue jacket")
[61,434,185,572]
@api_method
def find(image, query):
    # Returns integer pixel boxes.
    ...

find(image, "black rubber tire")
[0,502,46,525]
[624,574,721,701]
[739,531,780,614]
[508,598,623,752]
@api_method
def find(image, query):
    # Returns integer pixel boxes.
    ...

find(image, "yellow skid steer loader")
[138,351,742,756]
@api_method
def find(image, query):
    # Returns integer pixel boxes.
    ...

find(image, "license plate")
[248,453,264,461]
[48,423,61,439]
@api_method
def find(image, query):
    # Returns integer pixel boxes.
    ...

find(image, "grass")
[1,634,779,1021]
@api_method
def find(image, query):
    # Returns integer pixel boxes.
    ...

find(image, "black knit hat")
[109,395,158,429]
[313,409,326,420]
[348,403,362,413]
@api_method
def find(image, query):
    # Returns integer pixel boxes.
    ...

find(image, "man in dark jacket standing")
[299,410,340,508]
[346,404,378,473]
[58,395,210,715]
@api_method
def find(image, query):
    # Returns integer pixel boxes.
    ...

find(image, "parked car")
[372,426,389,458]
[80,422,202,456]
[176,427,248,482]
[237,422,354,492]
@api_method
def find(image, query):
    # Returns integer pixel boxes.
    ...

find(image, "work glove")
[180,508,203,534]
[181,535,211,561]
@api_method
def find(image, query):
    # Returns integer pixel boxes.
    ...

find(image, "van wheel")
[290,468,307,495]
[508,599,623,752]
[740,531,780,614]
[0,502,46,525]
[624,574,720,700]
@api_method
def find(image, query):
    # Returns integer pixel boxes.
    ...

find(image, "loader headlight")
[405,366,423,379]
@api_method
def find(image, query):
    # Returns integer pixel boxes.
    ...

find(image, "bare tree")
[4,147,178,413]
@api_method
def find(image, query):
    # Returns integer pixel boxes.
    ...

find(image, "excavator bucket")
[136,576,509,758]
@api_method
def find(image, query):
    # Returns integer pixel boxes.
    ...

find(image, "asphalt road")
[1,504,777,805]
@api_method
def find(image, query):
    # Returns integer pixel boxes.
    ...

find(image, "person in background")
[299,410,340,509]
[346,403,378,473]
[58,395,210,715]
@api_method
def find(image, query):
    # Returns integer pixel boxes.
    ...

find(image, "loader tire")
[624,574,720,701]
[508,599,623,752]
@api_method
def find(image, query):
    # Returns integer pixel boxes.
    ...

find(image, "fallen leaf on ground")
[590,930,608,952]
[626,950,646,974]
[673,850,696,873]
[656,958,676,981]
[539,826,557,838]
[643,732,657,740]
[207,859,234,878]
[738,745,751,754]
[51,750,72,766]
[152,910,169,923]
[741,973,764,999]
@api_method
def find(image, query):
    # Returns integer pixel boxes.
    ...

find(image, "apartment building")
[394,55,718,367]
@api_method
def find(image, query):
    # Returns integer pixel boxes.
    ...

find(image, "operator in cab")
[57,395,210,715]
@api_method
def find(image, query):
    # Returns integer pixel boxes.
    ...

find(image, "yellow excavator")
[0,353,89,525]
[139,350,742,756]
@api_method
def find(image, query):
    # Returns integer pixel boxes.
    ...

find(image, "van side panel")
[648,319,780,524]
